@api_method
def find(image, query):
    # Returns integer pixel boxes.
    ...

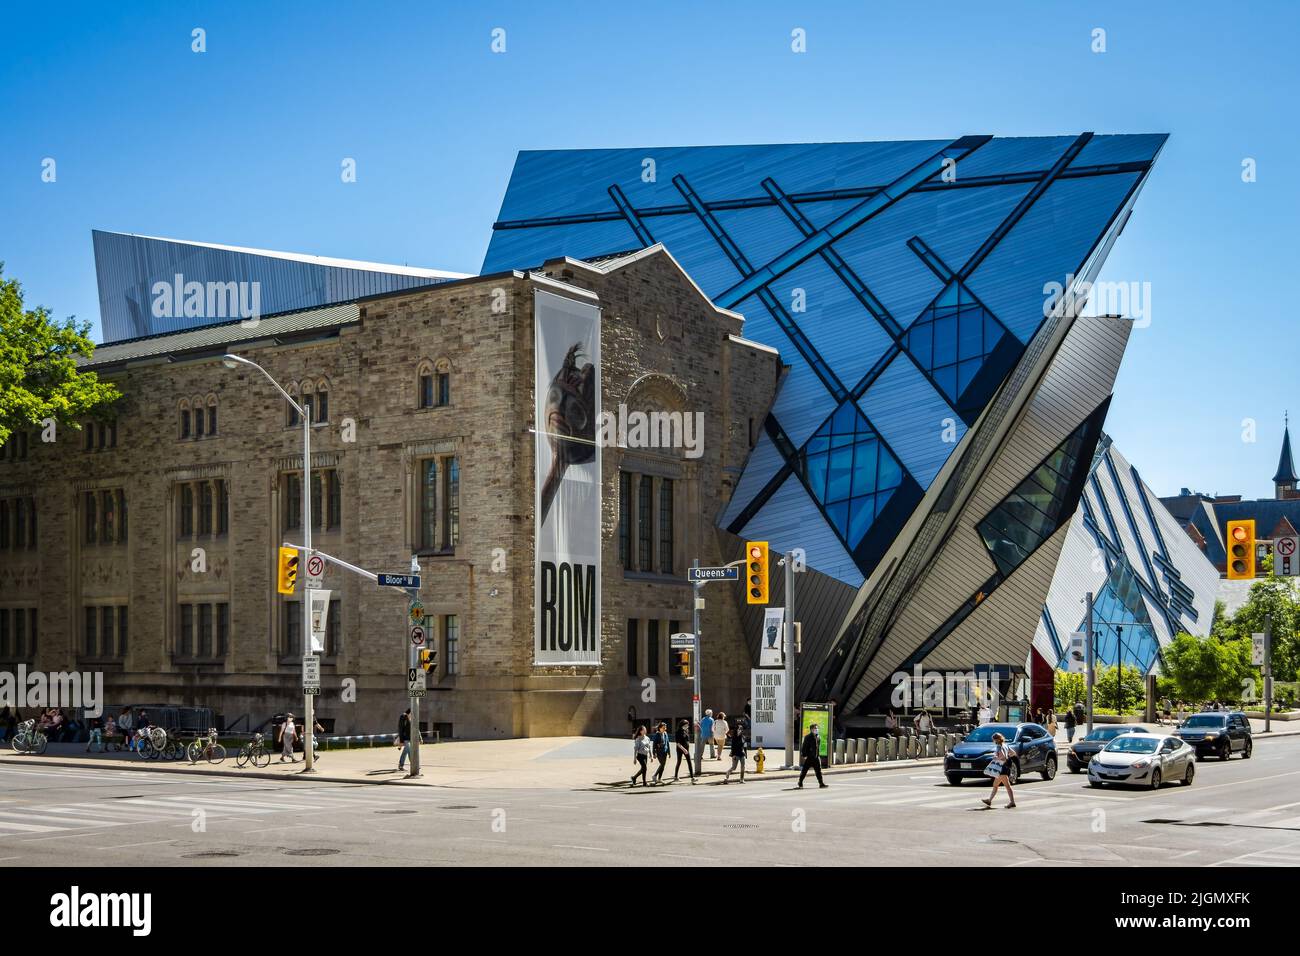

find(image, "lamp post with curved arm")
[222,353,316,772]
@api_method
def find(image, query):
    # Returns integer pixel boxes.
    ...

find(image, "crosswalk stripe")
[0,820,61,832]
[123,799,271,815]
[153,796,327,812]
[0,812,124,829]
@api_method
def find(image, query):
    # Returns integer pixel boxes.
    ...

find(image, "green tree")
[1054,670,1086,709]
[1162,632,1255,703]
[1093,664,1146,712]
[0,265,120,447]
[1215,575,1300,682]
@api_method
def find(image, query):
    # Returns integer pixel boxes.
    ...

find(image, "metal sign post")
[1084,591,1095,736]
[783,554,797,770]
[1265,613,1273,734]
[691,559,703,776]
[407,574,423,778]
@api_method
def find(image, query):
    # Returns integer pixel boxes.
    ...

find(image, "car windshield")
[965,725,1017,742]
[1104,737,1159,753]
[1182,715,1227,728]
[1083,727,1131,742]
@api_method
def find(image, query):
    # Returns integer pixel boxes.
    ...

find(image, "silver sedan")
[1087,733,1195,789]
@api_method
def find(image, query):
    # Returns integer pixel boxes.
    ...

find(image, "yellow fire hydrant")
[754,747,766,773]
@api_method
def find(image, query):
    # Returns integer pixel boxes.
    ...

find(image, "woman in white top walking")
[981,732,1016,809]
[278,714,298,762]
[712,713,729,761]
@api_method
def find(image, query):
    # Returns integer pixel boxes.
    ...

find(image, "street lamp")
[222,353,317,773]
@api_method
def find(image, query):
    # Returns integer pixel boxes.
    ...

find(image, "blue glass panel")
[853,442,879,496]
[827,447,854,502]
[806,452,829,499]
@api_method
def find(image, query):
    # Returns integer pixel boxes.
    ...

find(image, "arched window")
[417,360,434,409]
[434,357,451,407]
[287,385,301,427]
[179,400,192,440]
[192,396,206,438]
[300,380,315,425]
[206,395,218,436]
[314,378,330,423]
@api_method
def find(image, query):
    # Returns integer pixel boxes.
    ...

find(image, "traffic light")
[676,650,692,677]
[746,541,769,605]
[1226,519,1256,580]
[419,647,438,672]
[276,546,299,595]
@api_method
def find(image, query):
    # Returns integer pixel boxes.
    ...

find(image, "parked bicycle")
[135,726,184,761]
[10,719,48,755]
[187,728,226,765]
[236,732,271,768]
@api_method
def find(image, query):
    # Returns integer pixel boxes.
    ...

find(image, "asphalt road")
[2,734,1299,867]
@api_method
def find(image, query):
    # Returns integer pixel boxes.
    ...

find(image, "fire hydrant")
[754,747,766,773]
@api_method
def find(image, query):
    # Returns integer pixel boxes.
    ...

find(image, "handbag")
[984,746,1007,778]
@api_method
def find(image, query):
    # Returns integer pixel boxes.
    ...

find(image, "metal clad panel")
[856,351,964,489]
[739,474,864,586]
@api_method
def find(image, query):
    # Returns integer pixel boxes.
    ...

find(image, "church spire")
[1274,413,1297,498]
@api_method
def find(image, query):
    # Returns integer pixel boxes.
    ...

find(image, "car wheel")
[1149,768,1162,790]
[1242,740,1253,759]
[1089,779,1104,788]
[1041,755,1057,781]
[946,773,963,786]
[1218,742,1230,761]
[1006,761,1019,786]
[1182,762,1194,786]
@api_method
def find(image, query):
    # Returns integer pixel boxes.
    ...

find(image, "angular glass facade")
[485,134,1168,587]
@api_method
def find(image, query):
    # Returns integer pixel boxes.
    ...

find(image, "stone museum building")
[0,246,781,737]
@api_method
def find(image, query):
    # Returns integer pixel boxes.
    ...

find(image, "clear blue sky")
[2,1,1295,499]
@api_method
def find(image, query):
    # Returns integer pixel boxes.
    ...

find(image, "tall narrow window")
[285,474,302,530]
[216,603,228,657]
[118,606,128,657]
[84,492,96,544]
[326,599,340,656]
[420,459,437,550]
[328,471,341,529]
[217,481,228,535]
[84,425,94,451]
[442,459,459,550]
[101,606,115,658]
[194,406,205,438]
[659,478,674,574]
[85,606,97,657]
[117,490,127,543]
[646,619,660,677]
[180,407,191,439]
[315,387,329,424]
[419,369,433,409]
[0,609,8,657]
[101,490,115,543]
[15,610,26,658]
[637,476,653,571]
[198,603,213,657]
[207,402,217,436]
[97,423,106,449]
[180,483,194,537]
[15,498,27,550]
[436,371,450,407]
[302,392,314,426]
[618,472,631,567]
[27,608,36,655]
[199,481,213,535]
[0,500,8,550]
[179,604,193,657]
[445,614,459,675]
[288,396,300,428]
[626,619,639,677]
[108,420,117,447]
[285,601,301,658]
[311,472,323,531]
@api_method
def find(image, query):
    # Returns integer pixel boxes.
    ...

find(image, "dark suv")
[944,723,1058,785]
[1175,711,1253,760]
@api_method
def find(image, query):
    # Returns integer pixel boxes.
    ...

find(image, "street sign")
[1276,536,1298,576]
[410,624,426,647]
[304,552,326,590]
[308,589,331,653]
[379,573,421,589]
[302,656,321,695]
[670,631,695,649]
[1252,632,1266,666]
[688,566,739,583]
[407,666,426,697]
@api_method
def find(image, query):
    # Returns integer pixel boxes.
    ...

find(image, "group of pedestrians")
[631,719,702,786]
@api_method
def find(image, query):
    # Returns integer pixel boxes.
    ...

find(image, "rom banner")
[534,290,602,665]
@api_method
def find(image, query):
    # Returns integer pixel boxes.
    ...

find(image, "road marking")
[93,840,175,850]
[0,820,61,833]
[0,812,125,829]
[1171,850,1200,858]
[657,853,718,861]
[551,844,609,852]
[1262,800,1300,812]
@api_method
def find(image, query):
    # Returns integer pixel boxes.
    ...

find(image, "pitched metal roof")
[1274,425,1297,484]
[77,302,361,370]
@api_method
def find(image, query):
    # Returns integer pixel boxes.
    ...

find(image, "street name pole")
[1265,612,1273,734]
[408,558,422,778]
[1085,591,1094,736]
[692,558,703,776]
[301,404,315,773]
[783,553,796,770]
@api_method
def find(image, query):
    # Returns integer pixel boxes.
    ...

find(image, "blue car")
[944,723,1058,785]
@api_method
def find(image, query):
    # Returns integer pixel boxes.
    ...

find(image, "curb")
[0,754,438,787]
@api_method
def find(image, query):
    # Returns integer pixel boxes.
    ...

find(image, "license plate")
[960,762,971,769]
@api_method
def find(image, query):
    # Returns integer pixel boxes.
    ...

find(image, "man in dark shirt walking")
[397,708,412,772]
[797,723,828,788]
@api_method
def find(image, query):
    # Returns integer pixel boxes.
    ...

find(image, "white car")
[1087,732,1195,789]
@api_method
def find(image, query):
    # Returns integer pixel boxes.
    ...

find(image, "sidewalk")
[5,720,1296,790]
